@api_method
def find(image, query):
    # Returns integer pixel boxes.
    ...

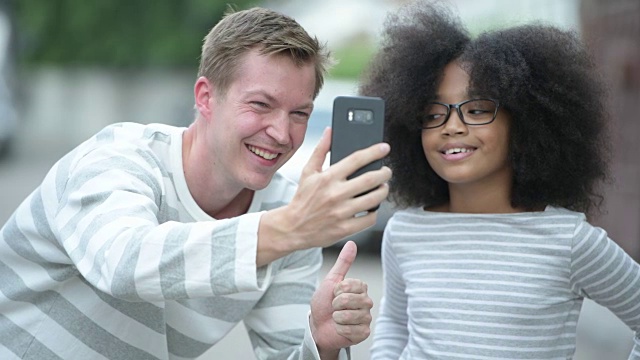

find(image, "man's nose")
[266,112,291,144]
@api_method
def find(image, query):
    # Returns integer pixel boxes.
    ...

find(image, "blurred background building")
[580,0,640,260]
[0,0,17,157]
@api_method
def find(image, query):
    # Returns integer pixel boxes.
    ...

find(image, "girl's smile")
[438,143,477,161]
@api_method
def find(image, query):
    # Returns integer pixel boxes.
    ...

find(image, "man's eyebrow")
[246,90,314,111]
[297,102,314,112]
[245,90,276,102]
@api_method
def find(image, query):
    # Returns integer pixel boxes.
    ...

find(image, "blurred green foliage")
[14,0,372,80]
[329,41,377,80]
[15,0,258,68]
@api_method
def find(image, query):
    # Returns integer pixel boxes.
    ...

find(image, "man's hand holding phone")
[258,123,391,264]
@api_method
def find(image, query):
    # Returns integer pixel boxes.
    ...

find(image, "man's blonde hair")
[198,7,333,99]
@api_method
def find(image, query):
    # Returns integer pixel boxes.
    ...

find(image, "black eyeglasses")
[420,98,500,129]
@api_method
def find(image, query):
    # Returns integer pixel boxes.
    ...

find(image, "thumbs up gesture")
[309,241,373,357]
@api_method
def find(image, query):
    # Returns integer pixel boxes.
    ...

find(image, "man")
[0,7,391,360]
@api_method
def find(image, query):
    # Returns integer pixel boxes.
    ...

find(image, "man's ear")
[194,76,214,119]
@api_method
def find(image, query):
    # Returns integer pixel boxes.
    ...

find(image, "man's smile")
[248,144,279,160]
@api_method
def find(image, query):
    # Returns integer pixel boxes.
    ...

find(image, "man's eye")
[291,111,310,123]
[252,101,269,108]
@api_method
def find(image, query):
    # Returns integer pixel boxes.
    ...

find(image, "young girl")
[360,1,640,359]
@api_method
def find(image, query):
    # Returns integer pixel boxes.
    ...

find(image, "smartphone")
[330,95,385,209]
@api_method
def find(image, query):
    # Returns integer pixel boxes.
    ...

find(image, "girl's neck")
[446,180,525,214]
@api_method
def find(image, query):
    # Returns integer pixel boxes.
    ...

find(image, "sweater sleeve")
[370,224,409,359]
[241,248,350,360]
[569,218,640,360]
[244,247,319,359]
[48,143,267,302]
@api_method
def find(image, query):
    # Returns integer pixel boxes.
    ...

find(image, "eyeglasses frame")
[421,98,501,130]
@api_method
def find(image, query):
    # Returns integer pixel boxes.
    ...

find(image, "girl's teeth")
[444,148,472,155]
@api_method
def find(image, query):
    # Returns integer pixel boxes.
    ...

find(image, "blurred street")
[0,126,635,360]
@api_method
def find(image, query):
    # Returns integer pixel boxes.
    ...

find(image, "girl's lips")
[440,147,476,161]
[441,147,475,155]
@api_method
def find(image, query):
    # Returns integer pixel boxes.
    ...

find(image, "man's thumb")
[325,240,357,282]
[303,127,331,175]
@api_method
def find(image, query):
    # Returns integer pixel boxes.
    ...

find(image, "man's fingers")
[332,309,373,326]
[332,291,373,314]
[331,142,390,180]
[332,323,371,344]
[324,240,357,282]
[345,181,390,215]
[334,278,369,297]
[342,166,391,197]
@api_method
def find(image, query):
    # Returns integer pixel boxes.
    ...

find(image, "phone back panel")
[330,95,385,180]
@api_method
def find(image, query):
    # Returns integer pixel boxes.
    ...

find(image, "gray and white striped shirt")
[0,122,325,359]
[371,206,640,359]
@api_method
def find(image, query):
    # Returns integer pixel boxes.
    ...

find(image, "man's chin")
[245,159,288,190]
[245,174,275,191]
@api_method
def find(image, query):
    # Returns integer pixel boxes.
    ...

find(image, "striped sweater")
[371,206,640,359]
[0,122,326,360]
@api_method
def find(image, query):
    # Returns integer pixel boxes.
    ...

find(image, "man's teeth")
[444,148,473,155]
[248,145,278,160]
